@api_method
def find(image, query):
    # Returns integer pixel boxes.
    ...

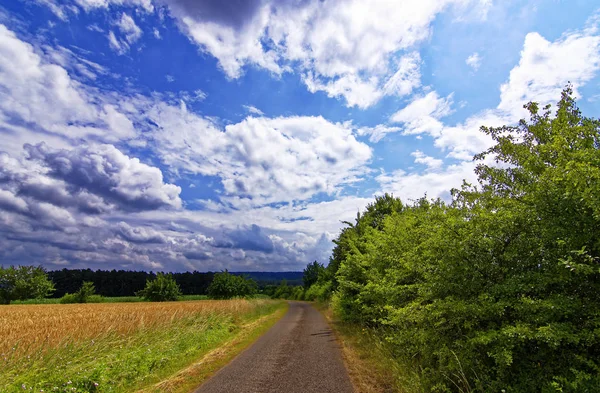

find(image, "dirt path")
[193,301,354,393]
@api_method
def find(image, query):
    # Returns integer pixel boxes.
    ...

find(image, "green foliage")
[136,273,182,302]
[304,281,332,302]
[327,87,600,392]
[60,281,103,304]
[303,261,325,288]
[207,271,257,299]
[0,265,55,304]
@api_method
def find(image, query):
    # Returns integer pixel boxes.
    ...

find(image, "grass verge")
[317,303,422,393]
[138,302,289,393]
[1,299,286,393]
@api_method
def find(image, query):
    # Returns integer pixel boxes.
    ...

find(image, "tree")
[0,265,55,304]
[330,86,600,391]
[136,273,182,302]
[207,271,257,299]
[302,261,324,288]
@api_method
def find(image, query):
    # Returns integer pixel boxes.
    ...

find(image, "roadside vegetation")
[0,299,285,392]
[300,87,600,392]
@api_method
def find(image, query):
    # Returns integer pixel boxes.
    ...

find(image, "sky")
[0,0,599,272]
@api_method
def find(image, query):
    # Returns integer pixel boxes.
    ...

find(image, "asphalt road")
[194,301,354,393]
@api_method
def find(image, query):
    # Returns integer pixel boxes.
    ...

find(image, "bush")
[305,281,332,302]
[136,273,182,301]
[60,282,102,304]
[207,271,257,299]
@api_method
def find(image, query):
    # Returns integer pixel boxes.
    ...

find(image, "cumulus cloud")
[411,150,443,170]
[160,0,484,107]
[379,22,600,199]
[147,102,372,205]
[24,142,182,211]
[498,30,600,118]
[0,24,137,147]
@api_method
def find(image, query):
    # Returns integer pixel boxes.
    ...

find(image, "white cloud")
[498,30,600,118]
[74,0,154,13]
[466,52,481,71]
[384,91,454,142]
[377,161,479,201]
[165,75,175,82]
[144,100,372,205]
[378,21,600,200]
[153,28,161,39]
[411,150,443,170]
[243,105,264,116]
[0,25,136,148]
[107,30,129,54]
[356,124,402,143]
[162,0,483,108]
[116,13,142,44]
[383,52,422,96]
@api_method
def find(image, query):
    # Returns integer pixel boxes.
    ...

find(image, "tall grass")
[0,299,282,392]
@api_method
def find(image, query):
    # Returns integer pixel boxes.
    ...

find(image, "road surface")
[194,301,354,393]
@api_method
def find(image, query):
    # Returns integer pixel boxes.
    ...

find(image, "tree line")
[300,87,600,392]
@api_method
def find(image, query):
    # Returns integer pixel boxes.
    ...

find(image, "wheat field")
[1,299,257,358]
[0,299,280,392]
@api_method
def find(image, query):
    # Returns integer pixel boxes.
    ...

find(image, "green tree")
[136,273,182,302]
[0,265,55,304]
[207,271,257,299]
[331,87,600,392]
[302,261,325,288]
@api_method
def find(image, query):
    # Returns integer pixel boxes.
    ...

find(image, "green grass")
[1,300,285,393]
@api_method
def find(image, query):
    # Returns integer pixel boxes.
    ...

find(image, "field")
[0,299,285,393]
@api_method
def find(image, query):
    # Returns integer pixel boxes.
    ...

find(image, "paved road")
[194,302,354,393]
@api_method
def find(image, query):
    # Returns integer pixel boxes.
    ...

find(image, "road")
[194,301,354,393]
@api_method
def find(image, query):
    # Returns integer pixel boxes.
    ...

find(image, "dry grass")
[0,299,262,362]
[318,305,405,393]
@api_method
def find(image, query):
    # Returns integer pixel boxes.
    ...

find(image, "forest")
[301,87,600,392]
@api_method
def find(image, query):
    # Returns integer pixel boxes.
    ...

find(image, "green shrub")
[305,281,332,302]
[136,273,182,301]
[60,282,102,303]
[207,271,257,299]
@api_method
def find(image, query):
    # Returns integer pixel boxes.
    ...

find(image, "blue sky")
[0,0,598,272]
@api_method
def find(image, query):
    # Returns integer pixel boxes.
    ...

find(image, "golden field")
[0,299,259,359]
[0,299,283,392]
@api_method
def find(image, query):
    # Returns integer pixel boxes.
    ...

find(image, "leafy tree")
[329,87,600,391]
[0,265,55,304]
[302,261,325,288]
[136,273,182,302]
[207,271,257,299]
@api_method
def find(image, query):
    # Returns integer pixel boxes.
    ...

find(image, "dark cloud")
[24,142,182,211]
[162,0,265,30]
[183,250,211,260]
[228,224,274,253]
